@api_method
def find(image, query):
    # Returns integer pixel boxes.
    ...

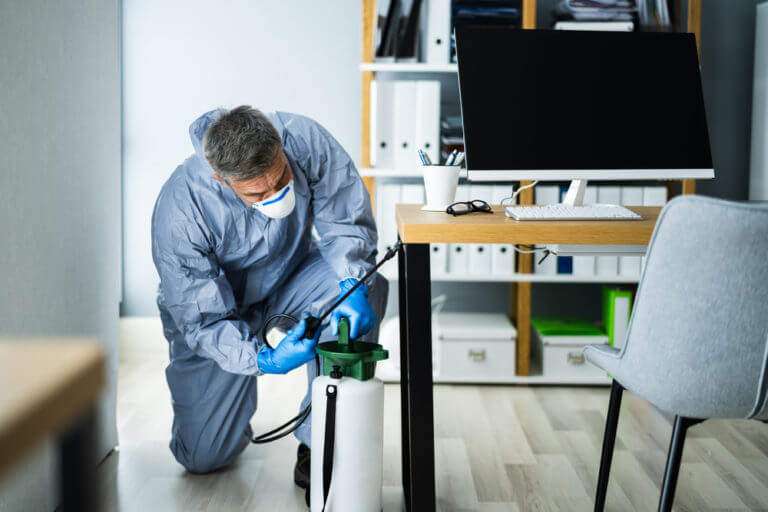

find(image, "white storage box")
[532,327,609,379]
[437,313,517,383]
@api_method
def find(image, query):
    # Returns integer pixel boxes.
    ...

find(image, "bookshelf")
[360,0,700,382]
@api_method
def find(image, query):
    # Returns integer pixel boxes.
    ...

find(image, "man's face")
[224,150,293,206]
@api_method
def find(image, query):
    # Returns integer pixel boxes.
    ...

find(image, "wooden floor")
[100,321,768,511]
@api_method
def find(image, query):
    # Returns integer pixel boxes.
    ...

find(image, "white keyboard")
[504,204,643,221]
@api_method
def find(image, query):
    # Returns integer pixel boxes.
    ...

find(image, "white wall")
[122,1,362,315]
[0,0,121,509]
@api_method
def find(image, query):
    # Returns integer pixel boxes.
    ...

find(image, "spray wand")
[301,239,402,340]
[251,240,402,444]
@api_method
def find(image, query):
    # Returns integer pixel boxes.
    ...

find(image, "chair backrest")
[620,196,768,419]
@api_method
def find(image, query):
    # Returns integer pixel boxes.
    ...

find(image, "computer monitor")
[455,27,714,184]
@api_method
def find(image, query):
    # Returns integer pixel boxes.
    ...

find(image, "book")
[602,286,633,349]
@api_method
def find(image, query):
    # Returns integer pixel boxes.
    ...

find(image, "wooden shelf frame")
[361,0,701,379]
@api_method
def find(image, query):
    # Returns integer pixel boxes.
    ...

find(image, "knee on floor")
[170,435,247,474]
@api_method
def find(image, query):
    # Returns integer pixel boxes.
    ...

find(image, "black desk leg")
[398,241,436,511]
[58,407,98,512]
[397,241,411,505]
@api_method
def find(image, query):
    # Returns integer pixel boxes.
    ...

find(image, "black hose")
[251,313,319,444]
[250,241,403,444]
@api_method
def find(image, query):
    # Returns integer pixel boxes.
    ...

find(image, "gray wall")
[698,0,762,199]
[750,2,768,199]
[0,0,121,510]
[121,0,362,316]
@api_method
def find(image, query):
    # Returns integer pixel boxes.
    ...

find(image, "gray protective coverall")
[151,110,387,473]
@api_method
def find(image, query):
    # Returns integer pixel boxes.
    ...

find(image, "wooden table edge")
[396,204,661,245]
[0,341,106,475]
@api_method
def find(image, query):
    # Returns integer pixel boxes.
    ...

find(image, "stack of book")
[553,0,675,31]
[553,0,637,31]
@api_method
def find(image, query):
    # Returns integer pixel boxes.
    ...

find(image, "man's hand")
[257,316,321,374]
[330,279,377,339]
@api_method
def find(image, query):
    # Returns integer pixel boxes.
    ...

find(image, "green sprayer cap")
[316,317,388,381]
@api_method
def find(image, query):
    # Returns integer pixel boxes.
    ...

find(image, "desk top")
[0,340,105,475]
[396,204,661,244]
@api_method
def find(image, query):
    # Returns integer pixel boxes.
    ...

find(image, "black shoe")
[294,443,310,489]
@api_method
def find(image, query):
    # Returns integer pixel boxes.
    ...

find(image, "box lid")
[532,317,609,345]
[438,313,517,341]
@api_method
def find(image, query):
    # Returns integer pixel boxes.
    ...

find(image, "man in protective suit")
[151,106,388,489]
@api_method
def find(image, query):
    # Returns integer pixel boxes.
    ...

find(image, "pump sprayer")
[311,316,389,511]
[250,241,401,509]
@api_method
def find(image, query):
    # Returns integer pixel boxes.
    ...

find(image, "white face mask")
[249,179,296,219]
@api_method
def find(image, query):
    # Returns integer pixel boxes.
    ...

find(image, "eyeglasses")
[446,200,493,216]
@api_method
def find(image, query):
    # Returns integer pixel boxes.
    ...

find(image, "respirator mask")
[246,179,296,219]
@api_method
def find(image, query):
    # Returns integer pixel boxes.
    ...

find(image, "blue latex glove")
[257,316,321,374]
[330,279,377,340]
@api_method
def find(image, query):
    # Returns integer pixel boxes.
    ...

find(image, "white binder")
[468,244,492,274]
[642,186,668,270]
[423,0,452,64]
[430,243,448,275]
[620,186,644,207]
[470,184,494,203]
[448,243,469,274]
[584,185,599,204]
[376,183,402,274]
[618,187,644,277]
[595,186,620,276]
[572,255,596,276]
[498,183,527,274]
[492,244,516,274]
[447,185,470,274]
[370,81,395,168]
[393,81,417,171]
[572,185,598,276]
[492,184,515,205]
[468,185,493,274]
[415,81,441,165]
[455,184,470,203]
[533,185,559,275]
[642,186,668,206]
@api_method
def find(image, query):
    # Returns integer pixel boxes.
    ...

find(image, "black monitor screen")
[455,27,713,171]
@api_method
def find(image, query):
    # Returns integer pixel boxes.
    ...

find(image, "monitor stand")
[551,179,647,256]
[562,179,588,206]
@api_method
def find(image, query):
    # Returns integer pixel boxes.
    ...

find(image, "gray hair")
[203,106,282,181]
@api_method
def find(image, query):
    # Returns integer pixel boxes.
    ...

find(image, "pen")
[423,151,433,165]
[453,152,465,167]
[417,149,428,165]
[445,149,458,166]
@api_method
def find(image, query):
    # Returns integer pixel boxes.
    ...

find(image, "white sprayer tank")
[310,373,384,512]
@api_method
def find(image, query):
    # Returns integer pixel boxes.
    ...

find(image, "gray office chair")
[584,195,768,512]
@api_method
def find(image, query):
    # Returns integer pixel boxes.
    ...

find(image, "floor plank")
[101,321,768,511]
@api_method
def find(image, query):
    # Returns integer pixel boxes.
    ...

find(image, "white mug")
[422,165,460,211]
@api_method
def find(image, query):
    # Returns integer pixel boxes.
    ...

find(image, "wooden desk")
[394,204,661,512]
[397,205,660,245]
[0,340,105,511]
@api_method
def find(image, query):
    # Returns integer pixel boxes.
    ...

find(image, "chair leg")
[594,380,624,512]
[658,416,705,512]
